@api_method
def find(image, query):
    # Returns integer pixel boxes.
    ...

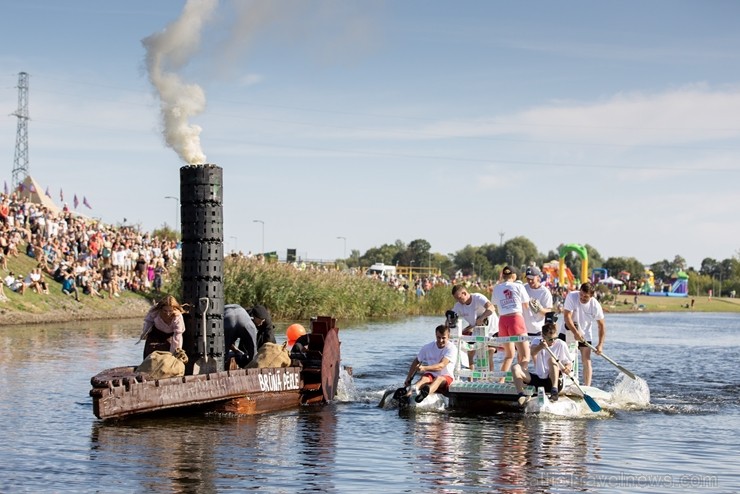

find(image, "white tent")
[17,175,61,213]
[601,276,624,286]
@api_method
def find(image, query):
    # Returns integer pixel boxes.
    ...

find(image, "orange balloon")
[286,323,306,344]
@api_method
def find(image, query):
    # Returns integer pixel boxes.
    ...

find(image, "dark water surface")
[0,313,738,493]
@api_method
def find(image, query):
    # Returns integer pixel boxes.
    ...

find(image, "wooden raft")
[90,366,302,420]
[90,316,342,420]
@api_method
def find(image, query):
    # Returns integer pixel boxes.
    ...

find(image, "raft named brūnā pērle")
[89,164,342,420]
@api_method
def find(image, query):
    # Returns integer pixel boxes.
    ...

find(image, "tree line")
[342,236,739,297]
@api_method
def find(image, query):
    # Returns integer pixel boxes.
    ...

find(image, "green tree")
[500,236,540,270]
[584,244,604,269]
[603,257,645,280]
[360,242,404,266]
[699,257,719,276]
[405,238,432,266]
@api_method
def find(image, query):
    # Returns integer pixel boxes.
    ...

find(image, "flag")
[45,186,51,198]
[29,183,36,193]
[83,196,92,209]
[17,183,25,193]
[3,181,7,195]
[60,188,64,202]
[73,194,79,209]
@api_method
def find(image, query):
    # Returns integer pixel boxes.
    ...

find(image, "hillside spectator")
[28,266,49,294]
[5,271,25,294]
[61,271,79,301]
[134,254,147,287]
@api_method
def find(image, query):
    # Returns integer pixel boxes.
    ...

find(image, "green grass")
[0,252,153,322]
[603,293,740,313]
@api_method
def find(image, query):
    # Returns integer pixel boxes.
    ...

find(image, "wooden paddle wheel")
[290,316,341,405]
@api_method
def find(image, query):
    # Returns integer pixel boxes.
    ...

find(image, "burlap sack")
[136,350,187,379]
[246,342,291,369]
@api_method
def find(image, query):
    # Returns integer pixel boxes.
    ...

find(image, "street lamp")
[253,220,265,254]
[164,196,179,232]
[336,236,347,258]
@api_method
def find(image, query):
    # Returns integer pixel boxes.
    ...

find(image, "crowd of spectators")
[0,191,180,302]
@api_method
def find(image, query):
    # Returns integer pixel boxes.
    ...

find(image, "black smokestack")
[180,163,224,372]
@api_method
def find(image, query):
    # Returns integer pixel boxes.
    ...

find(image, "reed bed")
[167,258,456,320]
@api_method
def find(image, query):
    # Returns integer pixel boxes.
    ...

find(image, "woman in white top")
[491,266,532,375]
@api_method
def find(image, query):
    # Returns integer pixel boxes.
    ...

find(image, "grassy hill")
[0,253,152,326]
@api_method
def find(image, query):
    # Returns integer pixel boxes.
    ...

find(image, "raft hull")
[90,316,341,420]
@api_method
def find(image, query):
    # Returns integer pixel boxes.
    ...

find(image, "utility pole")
[11,72,30,189]
[498,231,504,247]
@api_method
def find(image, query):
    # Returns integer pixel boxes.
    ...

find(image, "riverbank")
[0,290,152,326]
[0,253,152,326]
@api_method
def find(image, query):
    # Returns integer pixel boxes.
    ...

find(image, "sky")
[1,0,739,270]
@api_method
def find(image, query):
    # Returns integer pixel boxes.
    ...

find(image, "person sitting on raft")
[402,324,457,403]
[511,322,572,405]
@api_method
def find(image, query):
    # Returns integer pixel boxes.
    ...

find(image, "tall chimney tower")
[180,164,224,372]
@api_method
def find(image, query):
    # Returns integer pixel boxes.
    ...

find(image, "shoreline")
[1,296,738,327]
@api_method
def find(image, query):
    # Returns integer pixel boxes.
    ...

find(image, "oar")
[378,388,396,408]
[542,341,601,413]
[582,341,637,380]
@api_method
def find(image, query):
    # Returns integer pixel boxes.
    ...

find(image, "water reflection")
[90,416,222,492]
[296,408,337,493]
[401,413,601,493]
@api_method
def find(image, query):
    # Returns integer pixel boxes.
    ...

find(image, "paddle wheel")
[291,316,341,405]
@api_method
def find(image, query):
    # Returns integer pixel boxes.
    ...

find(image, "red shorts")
[423,373,453,387]
[498,314,526,337]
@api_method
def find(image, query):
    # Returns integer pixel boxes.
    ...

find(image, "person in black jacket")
[247,304,276,350]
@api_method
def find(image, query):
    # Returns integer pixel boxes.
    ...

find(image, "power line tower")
[11,72,30,190]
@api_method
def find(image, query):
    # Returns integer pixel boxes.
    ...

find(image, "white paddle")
[541,339,601,413]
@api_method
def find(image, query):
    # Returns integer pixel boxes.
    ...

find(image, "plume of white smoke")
[142,0,218,164]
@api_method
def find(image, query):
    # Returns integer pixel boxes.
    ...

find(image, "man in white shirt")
[451,284,497,370]
[523,265,553,336]
[402,324,457,403]
[451,285,497,335]
[512,323,572,404]
[560,282,606,386]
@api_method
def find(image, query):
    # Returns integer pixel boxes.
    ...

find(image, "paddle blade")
[378,389,395,408]
[583,394,602,413]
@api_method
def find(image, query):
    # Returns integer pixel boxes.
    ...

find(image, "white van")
[365,263,397,278]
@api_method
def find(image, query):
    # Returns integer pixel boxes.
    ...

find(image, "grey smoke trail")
[142,0,218,164]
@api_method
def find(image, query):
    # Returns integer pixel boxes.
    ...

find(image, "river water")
[0,312,738,493]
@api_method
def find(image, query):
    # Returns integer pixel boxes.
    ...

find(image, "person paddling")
[402,324,457,403]
[512,322,572,405]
